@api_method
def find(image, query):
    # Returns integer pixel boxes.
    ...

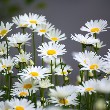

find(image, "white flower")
[13,78,38,93]
[76,79,97,95]
[0,101,11,110]
[14,52,32,64]
[93,39,106,49]
[11,89,29,97]
[18,66,49,80]
[80,19,108,34]
[0,56,14,73]
[0,21,13,38]
[0,90,5,97]
[49,85,78,106]
[23,13,46,29]
[34,22,54,36]
[39,78,54,88]
[37,42,67,59]
[104,49,110,62]
[95,78,110,93]
[55,65,73,76]
[71,33,99,45]
[12,15,28,28]
[8,32,31,48]
[73,50,105,72]
[0,41,7,56]
[45,29,66,42]
[7,98,35,110]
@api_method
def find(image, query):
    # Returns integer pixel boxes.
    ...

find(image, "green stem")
[42,35,44,67]
[93,33,98,54]
[5,37,8,58]
[50,60,53,84]
[32,32,36,66]
[40,88,45,107]
[22,28,26,52]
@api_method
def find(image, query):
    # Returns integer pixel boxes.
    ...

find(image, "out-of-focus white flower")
[8,32,31,48]
[0,41,7,56]
[71,33,99,45]
[0,21,13,38]
[45,29,66,42]
[0,101,11,110]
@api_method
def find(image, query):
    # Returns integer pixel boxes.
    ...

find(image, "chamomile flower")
[71,33,99,45]
[0,21,13,38]
[14,52,32,64]
[49,93,78,106]
[8,32,31,48]
[55,65,73,76]
[76,79,97,95]
[11,89,29,97]
[13,78,38,93]
[37,42,67,59]
[39,78,54,88]
[0,90,5,97]
[12,15,28,28]
[24,13,46,29]
[0,56,14,73]
[0,41,7,56]
[73,50,104,72]
[7,98,35,110]
[80,19,108,34]
[96,78,110,93]
[18,66,49,80]
[93,40,106,49]
[34,22,54,36]
[45,29,66,42]
[0,101,11,110]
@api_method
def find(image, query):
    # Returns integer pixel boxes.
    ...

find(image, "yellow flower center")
[84,60,86,64]
[91,28,100,33]
[0,29,8,36]
[20,24,28,27]
[21,58,26,62]
[16,106,24,110]
[2,65,7,69]
[29,20,37,24]
[40,29,47,33]
[19,92,28,97]
[23,84,32,89]
[30,72,39,76]
[47,49,56,55]
[61,71,67,75]
[85,87,94,92]
[59,99,69,105]
[51,37,58,41]
[90,64,99,70]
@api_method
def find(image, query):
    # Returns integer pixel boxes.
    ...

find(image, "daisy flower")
[37,42,67,59]
[18,66,49,80]
[73,50,105,72]
[95,78,110,93]
[49,85,78,106]
[0,101,11,110]
[0,21,13,38]
[71,33,99,45]
[34,22,54,36]
[24,13,46,29]
[0,56,14,73]
[12,15,28,28]
[0,41,7,56]
[11,89,29,97]
[39,78,54,88]
[93,40,106,49]
[45,29,66,42]
[55,65,73,76]
[0,90,5,97]
[80,19,108,34]
[8,32,31,48]
[7,98,35,110]
[76,79,97,95]
[13,78,38,93]
[13,52,32,64]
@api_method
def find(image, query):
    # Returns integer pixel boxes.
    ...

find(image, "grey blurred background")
[0,0,110,84]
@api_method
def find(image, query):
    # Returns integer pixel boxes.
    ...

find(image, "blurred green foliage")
[0,0,47,20]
